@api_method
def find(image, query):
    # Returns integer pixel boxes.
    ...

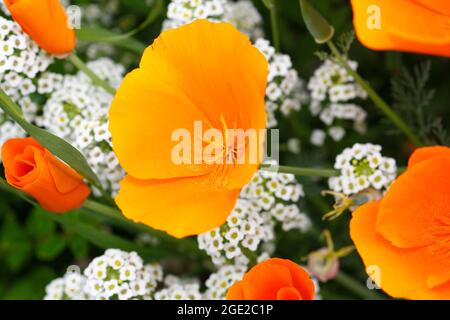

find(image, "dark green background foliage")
[0,0,448,299]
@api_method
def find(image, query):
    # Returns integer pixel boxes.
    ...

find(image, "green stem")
[269,0,281,51]
[68,53,116,95]
[327,41,424,147]
[335,271,386,300]
[82,199,203,257]
[261,164,339,177]
[102,0,163,42]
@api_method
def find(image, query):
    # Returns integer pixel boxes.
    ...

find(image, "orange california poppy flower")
[350,146,450,299]
[109,20,268,238]
[4,0,76,55]
[227,258,315,300]
[350,0,450,57]
[2,137,90,213]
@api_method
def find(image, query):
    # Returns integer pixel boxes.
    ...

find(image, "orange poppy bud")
[226,258,315,300]
[2,137,90,213]
[350,0,450,57]
[4,0,76,55]
[350,146,450,299]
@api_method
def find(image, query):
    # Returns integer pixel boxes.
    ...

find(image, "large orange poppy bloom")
[351,146,450,299]
[350,0,450,57]
[2,137,90,213]
[227,258,315,300]
[109,20,268,238]
[4,0,76,55]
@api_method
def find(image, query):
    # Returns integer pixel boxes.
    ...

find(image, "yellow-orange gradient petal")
[110,20,268,237]
[350,202,450,300]
[110,68,212,180]
[408,146,450,168]
[376,155,450,248]
[138,19,267,131]
[350,0,450,57]
[115,174,240,238]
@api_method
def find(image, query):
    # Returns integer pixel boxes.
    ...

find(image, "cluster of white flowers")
[44,249,164,300]
[204,264,247,300]
[328,143,397,196]
[154,275,203,300]
[37,58,125,196]
[241,167,311,232]
[44,269,89,300]
[0,15,54,154]
[163,0,263,40]
[307,60,368,146]
[44,249,163,300]
[255,39,308,128]
[198,198,274,266]
[198,165,311,266]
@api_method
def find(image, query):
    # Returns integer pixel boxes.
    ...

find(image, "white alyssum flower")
[198,161,311,266]
[307,59,368,144]
[329,143,397,197]
[204,264,247,300]
[198,198,273,266]
[44,272,89,300]
[0,15,53,155]
[254,38,308,128]
[44,249,163,300]
[154,275,203,300]
[163,0,263,40]
[37,58,125,196]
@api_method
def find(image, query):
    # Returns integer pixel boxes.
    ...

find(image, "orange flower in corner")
[351,146,450,299]
[2,137,90,213]
[350,0,450,57]
[4,0,76,55]
[109,20,268,238]
[227,258,315,300]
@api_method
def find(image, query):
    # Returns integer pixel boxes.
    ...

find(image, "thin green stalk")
[68,53,116,95]
[269,0,281,51]
[335,271,386,300]
[82,199,203,256]
[261,164,339,178]
[101,0,163,42]
[327,41,424,147]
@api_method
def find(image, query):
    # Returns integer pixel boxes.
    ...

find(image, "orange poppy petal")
[408,146,450,168]
[45,150,87,194]
[351,201,450,299]
[2,137,41,165]
[376,155,450,248]
[5,0,75,55]
[350,0,450,57]
[277,287,302,300]
[139,19,267,131]
[241,263,293,300]
[110,68,212,180]
[267,258,315,300]
[226,281,245,300]
[115,174,240,238]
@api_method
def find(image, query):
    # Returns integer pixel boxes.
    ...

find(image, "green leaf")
[26,207,56,238]
[2,267,56,300]
[67,234,90,260]
[299,0,335,44]
[76,28,146,53]
[36,234,67,261]
[0,214,32,272]
[47,211,165,261]
[0,88,102,187]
